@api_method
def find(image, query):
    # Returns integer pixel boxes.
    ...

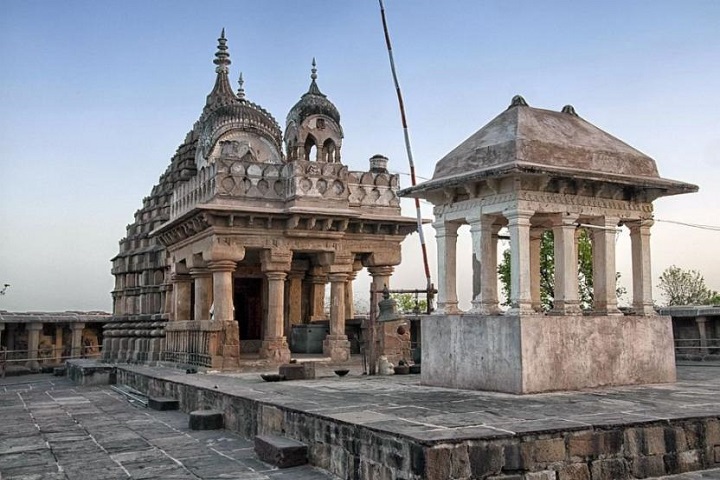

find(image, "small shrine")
[401,96,698,393]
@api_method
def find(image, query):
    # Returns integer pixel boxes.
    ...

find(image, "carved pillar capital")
[207,260,237,273]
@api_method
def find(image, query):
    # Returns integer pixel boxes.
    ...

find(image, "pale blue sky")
[1,1,719,311]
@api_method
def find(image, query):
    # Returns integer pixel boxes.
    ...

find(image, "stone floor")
[0,375,337,480]
[3,362,720,479]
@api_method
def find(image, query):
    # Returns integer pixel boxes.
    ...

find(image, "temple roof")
[287,59,341,127]
[402,96,697,197]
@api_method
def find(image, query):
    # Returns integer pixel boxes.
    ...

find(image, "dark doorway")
[234,278,263,340]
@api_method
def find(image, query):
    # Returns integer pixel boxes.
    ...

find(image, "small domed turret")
[285,59,343,163]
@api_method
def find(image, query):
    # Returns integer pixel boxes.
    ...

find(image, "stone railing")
[169,158,403,221]
[347,170,401,209]
[170,163,217,219]
[162,320,240,368]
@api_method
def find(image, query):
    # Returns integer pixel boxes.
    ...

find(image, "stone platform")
[113,361,720,480]
[422,314,676,394]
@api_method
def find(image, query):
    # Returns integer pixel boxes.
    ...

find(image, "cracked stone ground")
[0,375,336,480]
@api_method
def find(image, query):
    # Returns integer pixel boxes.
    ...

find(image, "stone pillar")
[506,209,534,315]
[592,216,622,315]
[71,323,85,358]
[529,228,544,313]
[190,268,213,321]
[309,268,327,321]
[260,271,291,363]
[696,316,708,356]
[0,323,4,348]
[551,214,582,315]
[208,261,236,321]
[287,271,304,327]
[26,323,42,370]
[54,325,63,363]
[323,273,351,362]
[434,219,461,314]
[172,273,192,321]
[629,219,655,315]
[6,323,15,350]
[469,216,501,314]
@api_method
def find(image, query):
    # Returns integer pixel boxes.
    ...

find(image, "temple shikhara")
[103,31,417,368]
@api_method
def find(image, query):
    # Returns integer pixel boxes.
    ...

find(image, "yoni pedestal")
[421,314,676,394]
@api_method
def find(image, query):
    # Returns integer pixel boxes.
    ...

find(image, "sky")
[1,1,719,312]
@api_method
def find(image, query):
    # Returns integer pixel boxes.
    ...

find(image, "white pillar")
[434,219,461,314]
[629,219,655,315]
[530,228,543,313]
[551,214,582,315]
[506,209,534,315]
[469,215,501,314]
[592,216,622,315]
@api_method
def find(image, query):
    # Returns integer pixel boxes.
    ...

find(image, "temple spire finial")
[237,72,245,100]
[307,57,323,96]
[213,28,231,74]
[311,57,318,81]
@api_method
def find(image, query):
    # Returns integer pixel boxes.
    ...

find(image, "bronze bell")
[377,287,403,323]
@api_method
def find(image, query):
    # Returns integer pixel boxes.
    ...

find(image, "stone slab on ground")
[66,359,116,386]
[255,434,308,468]
[0,374,337,480]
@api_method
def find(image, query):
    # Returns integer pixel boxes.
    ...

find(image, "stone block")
[189,410,223,430]
[590,458,629,480]
[278,362,316,381]
[254,434,308,468]
[714,445,720,464]
[557,463,590,480]
[525,470,557,480]
[568,430,622,459]
[148,397,179,411]
[66,360,116,386]
[664,426,688,453]
[53,367,66,377]
[521,438,566,466]
[469,442,504,477]
[630,455,666,478]
[425,445,470,480]
[643,426,666,455]
[664,449,701,474]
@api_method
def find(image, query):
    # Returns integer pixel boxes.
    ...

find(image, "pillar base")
[259,337,291,364]
[548,302,583,316]
[633,304,657,316]
[436,303,461,315]
[469,302,502,315]
[323,335,351,363]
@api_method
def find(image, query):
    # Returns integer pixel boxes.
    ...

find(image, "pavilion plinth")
[421,313,676,394]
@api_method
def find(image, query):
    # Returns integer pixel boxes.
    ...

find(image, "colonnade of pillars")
[0,322,86,370]
[434,210,655,316]
[170,251,393,362]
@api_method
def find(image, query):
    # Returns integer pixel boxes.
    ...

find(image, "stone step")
[189,410,223,430]
[148,396,179,411]
[53,367,66,376]
[255,434,308,468]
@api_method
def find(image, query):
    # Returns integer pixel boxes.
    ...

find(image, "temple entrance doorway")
[234,278,263,352]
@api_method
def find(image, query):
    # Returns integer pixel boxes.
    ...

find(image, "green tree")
[657,266,719,306]
[390,293,428,314]
[498,229,625,311]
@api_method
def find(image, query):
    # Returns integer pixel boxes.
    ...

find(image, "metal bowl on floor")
[260,374,285,382]
[334,369,350,377]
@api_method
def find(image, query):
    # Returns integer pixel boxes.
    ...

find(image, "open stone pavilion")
[401,95,698,394]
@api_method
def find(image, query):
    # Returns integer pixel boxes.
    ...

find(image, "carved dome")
[195,31,283,165]
[286,59,341,128]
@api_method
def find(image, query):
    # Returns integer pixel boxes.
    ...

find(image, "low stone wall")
[116,368,720,480]
[422,314,676,394]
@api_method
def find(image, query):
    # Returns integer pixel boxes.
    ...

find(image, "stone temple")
[401,95,698,394]
[103,31,417,368]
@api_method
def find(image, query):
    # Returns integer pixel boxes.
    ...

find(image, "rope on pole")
[378,0,432,290]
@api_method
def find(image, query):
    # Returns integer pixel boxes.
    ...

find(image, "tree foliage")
[498,229,625,311]
[390,293,428,314]
[657,266,719,306]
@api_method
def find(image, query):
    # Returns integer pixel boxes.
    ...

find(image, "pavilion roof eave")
[399,162,698,199]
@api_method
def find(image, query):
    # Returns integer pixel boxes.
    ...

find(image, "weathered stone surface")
[590,458,629,480]
[469,442,504,477]
[189,409,224,430]
[557,463,590,480]
[568,429,623,459]
[255,434,308,468]
[279,362,316,381]
[148,396,179,411]
[630,455,666,478]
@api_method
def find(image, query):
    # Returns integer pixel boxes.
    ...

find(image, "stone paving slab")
[0,375,337,480]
